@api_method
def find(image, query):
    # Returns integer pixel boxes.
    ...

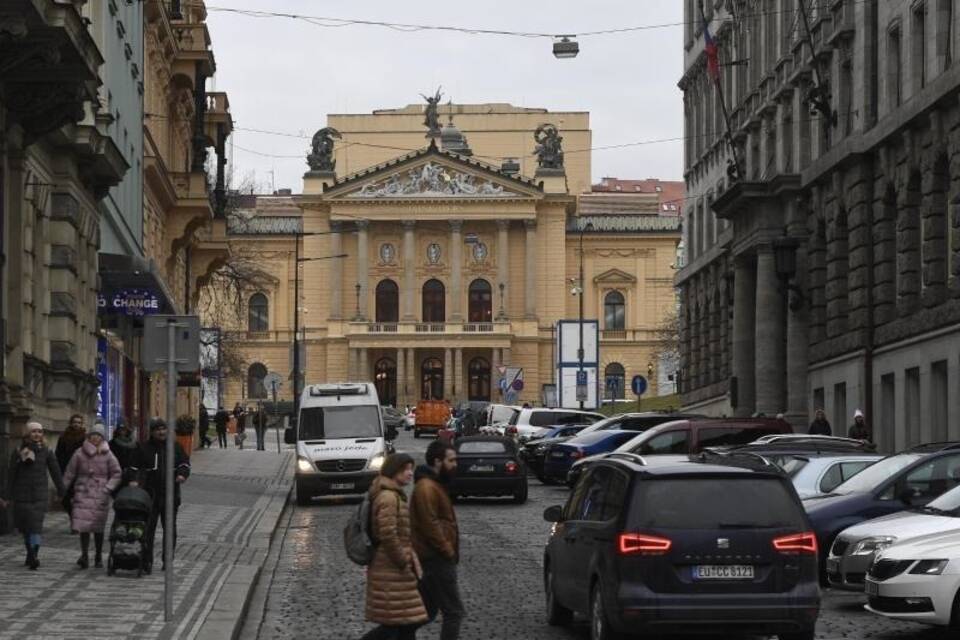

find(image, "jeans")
[419,558,465,640]
[360,624,417,640]
[144,502,178,567]
[217,430,227,448]
[255,426,266,450]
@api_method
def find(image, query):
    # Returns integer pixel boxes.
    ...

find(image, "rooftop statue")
[307,127,341,172]
[421,88,443,135]
[533,123,564,170]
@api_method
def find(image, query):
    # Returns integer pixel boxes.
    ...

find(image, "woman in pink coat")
[63,422,122,569]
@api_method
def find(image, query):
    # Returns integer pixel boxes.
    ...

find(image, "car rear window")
[459,441,508,454]
[630,478,806,529]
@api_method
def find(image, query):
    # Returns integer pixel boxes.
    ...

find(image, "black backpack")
[343,491,376,565]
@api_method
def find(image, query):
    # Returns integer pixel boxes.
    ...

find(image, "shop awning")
[98,253,178,318]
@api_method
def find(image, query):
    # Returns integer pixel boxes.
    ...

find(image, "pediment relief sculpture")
[594,268,638,285]
[346,162,520,199]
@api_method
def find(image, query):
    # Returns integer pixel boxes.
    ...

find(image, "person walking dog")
[0,422,65,569]
[62,422,122,568]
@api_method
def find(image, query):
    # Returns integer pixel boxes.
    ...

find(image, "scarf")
[111,432,137,450]
[18,441,40,463]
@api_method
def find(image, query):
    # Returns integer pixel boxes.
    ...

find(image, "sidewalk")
[0,444,293,640]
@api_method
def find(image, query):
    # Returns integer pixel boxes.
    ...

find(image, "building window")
[422,279,445,323]
[375,279,399,323]
[932,360,949,442]
[374,358,397,407]
[248,293,268,332]
[906,367,921,447]
[913,3,927,90]
[604,291,626,330]
[605,363,626,401]
[421,357,444,400]
[889,26,903,107]
[938,0,954,69]
[881,374,896,451]
[468,279,492,322]
[833,382,847,433]
[247,363,267,399]
[468,357,491,401]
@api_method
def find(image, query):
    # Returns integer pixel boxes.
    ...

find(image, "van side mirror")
[284,427,296,445]
[386,426,398,441]
[543,505,564,523]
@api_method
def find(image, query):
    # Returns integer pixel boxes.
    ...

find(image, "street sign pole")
[273,380,281,454]
[632,375,648,416]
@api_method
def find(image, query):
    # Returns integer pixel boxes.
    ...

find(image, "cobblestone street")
[245,431,956,640]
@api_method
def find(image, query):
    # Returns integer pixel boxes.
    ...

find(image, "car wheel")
[590,581,620,640]
[778,631,815,640]
[545,563,573,626]
[295,482,312,506]
[513,481,528,504]
[950,586,960,629]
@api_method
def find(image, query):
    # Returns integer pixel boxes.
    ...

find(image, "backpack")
[343,491,376,566]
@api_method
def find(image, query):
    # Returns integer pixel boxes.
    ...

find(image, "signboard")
[97,288,162,317]
[631,375,648,397]
[502,367,523,403]
[263,372,284,396]
[142,316,201,373]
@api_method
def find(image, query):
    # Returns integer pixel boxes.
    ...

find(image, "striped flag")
[701,4,720,82]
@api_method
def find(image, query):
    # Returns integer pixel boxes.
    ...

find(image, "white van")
[290,382,388,504]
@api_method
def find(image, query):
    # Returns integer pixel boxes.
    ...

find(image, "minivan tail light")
[505,461,518,474]
[618,533,672,555]
[773,532,818,554]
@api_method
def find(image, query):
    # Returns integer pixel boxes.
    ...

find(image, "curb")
[194,458,292,640]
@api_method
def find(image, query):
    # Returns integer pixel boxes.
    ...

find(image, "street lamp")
[553,36,580,59]
[497,282,506,320]
[354,282,362,320]
[576,220,595,409]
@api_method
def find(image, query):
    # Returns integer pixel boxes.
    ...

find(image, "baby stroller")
[108,485,152,577]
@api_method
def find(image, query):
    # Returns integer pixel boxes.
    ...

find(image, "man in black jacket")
[808,409,832,436]
[133,417,190,573]
[214,407,229,448]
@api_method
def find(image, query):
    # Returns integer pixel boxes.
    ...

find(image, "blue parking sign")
[631,375,648,397]
[576,370,588,386]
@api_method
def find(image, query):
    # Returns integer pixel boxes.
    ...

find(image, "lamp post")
[497,282,506,320]
[576,221,594,410]
[354,283,362,320]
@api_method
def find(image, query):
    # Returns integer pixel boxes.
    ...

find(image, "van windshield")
[299,406,381,440]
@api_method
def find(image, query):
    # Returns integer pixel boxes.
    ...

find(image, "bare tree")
[649,306,681,387]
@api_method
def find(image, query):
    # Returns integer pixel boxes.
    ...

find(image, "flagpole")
[699,0,744,181]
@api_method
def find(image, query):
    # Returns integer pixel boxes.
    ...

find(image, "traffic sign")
[512,379,524,392]
[263,372,283,394]
[576,370,588,386]
[631,375,648,396]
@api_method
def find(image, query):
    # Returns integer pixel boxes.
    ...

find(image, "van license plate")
[330,482,354,490]
[865,579,879,596]
[693,565,754,580]
[470,465,495,473]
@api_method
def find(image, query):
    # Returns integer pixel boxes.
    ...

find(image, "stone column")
[359,348,369,381]
[347,348,356,380]
[454,348,464,402]
[396,348,406,408]
[356,221,369,320]
[329,222,343,319]
[524,220,538,318]
[786,246,810,426]
[407,347,417,400]
[443,348,453,399]
[403,220,416,320]
[732,256,757,416]
[755,246,786,415]
[450,220,463,321]
[497,220,510,318]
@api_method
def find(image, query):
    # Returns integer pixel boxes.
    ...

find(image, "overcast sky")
[205,0,684,193]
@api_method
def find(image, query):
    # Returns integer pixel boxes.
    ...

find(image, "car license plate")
[550,451,565,458]
[693,565,755,580]
[865,579,879,596]
[330,482,354,490]
[470,465,495,473]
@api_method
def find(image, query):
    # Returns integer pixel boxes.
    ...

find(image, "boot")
[28,545,39,570]
[23,543,31,567]
[94,534,104,568]
[77,553,89,569]
[94,552,103,569]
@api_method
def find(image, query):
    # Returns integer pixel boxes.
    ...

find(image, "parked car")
[449,436,528,503]
[413,400,451,438]
[542,430,641,485]
[780,455,882,499]
[566,418,793,488]
[484,404,522,431]
[507,407,605,441]
[380,406,404,440]
[803,442,960,583]
[519,424,592,481]
[404,407,416,431]
[542,454,819,640]
[827,482,960,591]
[865,531,960,627]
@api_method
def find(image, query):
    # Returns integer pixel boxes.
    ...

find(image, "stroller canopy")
[113,485,152,515]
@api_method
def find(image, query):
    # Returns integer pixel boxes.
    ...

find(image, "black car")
[380,406,403,440]
[543,454,819,640]
[449,436,527,504]
[520,424,591,481]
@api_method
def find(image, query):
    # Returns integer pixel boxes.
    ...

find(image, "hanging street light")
[553,35,579,59]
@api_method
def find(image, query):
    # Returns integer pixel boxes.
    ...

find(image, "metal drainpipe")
[863,164,876,446]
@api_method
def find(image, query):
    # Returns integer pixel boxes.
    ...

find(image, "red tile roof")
[591,177,684,214]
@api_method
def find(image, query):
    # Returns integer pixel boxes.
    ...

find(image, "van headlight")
[851,536,897,555]
[369,454,385,470]
[297,457,315,472]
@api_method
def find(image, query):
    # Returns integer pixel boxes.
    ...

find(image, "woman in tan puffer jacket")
[361,453,427,640]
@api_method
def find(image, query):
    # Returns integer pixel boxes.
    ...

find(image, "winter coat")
[109,433,138,471]
[848,422,872,442]
[410,465,459,563]
[365,476,428,626]
[133,437,191,507]
[62,440,122,533]
[5,441,65,534]
[214,410,229,432]
[808,419,832,436]
[55,427,86,473]
[199,408,210,434]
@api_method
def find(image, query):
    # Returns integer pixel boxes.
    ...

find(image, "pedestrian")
[254,407,267,451]
[848,409,872,442]
[134,417,191,574]
[214,406,229,449]
[808,409,832,436]
[55,413,86,473]
[361,453,428,640]
[198,404,211,449]
[233,403,246,450]
[109,418,139,472]
[62,422,122,569]
[411,441,464,640]
[0,421,65,570]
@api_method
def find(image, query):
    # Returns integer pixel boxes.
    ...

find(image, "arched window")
[604,291,625,330]
[468,357,491,401]
[248,293,269,332]
[421,357,444,400]
[468,279,493,322]
[605,363,626,401]
[374,358,397,407]
[248,363,268,399]
[376,279,399,323]
[422,279,445,323]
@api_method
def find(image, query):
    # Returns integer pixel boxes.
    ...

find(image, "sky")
[205,0,684,194]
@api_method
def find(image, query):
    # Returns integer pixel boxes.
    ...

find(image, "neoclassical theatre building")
[207,103,681,408]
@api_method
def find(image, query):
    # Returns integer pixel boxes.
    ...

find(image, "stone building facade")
[202,104,680,410]
[678,0,960,450]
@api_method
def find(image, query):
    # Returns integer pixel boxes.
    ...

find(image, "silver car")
[781,454,882,499]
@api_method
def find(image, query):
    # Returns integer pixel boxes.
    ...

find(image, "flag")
[701,4,720,82]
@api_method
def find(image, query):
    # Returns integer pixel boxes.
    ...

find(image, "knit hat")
[88,422,106,438]
[854,409,864,419]
[149,417,167,431]
[380,452,415,479]
[26,421,43,433]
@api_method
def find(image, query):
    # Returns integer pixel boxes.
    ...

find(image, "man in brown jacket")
[410,440,464,640]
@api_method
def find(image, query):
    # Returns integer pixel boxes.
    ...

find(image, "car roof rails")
[605,451,648,466]
[732,439,878,454]
[694,449,779,471]
[905,442,960,453]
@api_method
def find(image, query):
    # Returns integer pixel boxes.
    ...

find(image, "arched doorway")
[421,357,444,400]
[422,279,446,323]
[247,363,268,399]
[468,357,491,401]
[468,279,493,322]
[376,279,399,323]
[374,357,397,407]
[604,362,626,400]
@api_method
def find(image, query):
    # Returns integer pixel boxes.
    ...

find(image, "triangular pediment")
[324,146,543,201]
[594,268,637,285]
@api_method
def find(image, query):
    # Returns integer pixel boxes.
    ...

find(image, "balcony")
[600,329,651,342]
[358,321,511,335]
[172,21,214,80]
[204,92,233,137]
[169,171,214,257]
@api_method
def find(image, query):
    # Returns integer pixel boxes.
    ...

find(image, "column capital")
[449,219,463,232]
[523,218,538,230]
[496,219,511,231]
[355,219,369,231]
[402,219,417,230]
[329,220,344,232]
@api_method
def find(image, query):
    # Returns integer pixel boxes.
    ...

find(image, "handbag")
[234,431,246,445]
